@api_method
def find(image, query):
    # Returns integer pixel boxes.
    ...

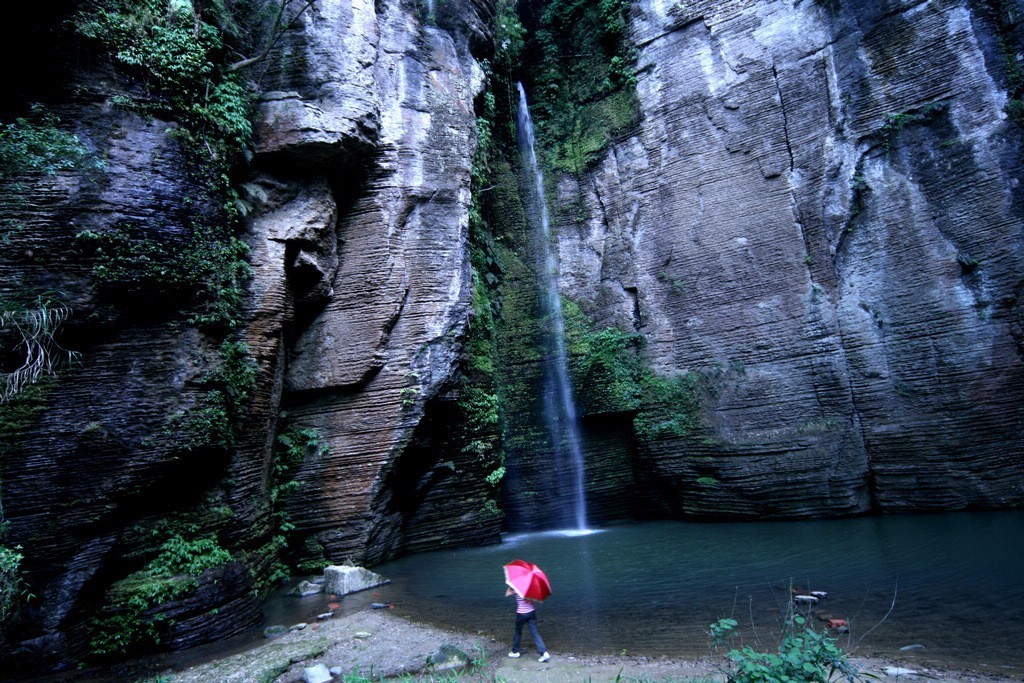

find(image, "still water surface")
[139,512,1024,680]
[369,513,1022,676]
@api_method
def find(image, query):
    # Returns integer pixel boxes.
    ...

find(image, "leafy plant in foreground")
[710,614,869,683]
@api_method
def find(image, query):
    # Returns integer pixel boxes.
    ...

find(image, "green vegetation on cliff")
[520,0,640,172]
[0,114,95,403]
[75,225,252,331]
[564,304,705,442]
[260,423,329,587]
[53,1,299,649]
[461,28,514,518]
[76,0,255,153]
[86,499,239,657]
[73,0,261,451]
[0,382,49,633]
[89,532,232,657]
[976,0,1024,126]
[170,340,258,451]
[0,113,97,179]
[73,0,260,331]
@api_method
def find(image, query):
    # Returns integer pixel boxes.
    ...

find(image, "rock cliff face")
[552,0,1024,517]
[246,0,500,568]
[0,0,497,672]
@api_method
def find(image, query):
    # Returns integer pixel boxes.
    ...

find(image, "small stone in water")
[290,622,308,631]
[900,644,925,651]
[318,611,334,620]
[263,625,287,639]
[354,631,372,639]
[292,580,323,597]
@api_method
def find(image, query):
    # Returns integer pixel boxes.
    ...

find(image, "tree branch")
[227,0,317,73]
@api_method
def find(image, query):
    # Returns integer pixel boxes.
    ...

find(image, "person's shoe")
[507,651,520,658]
[538,652,550,662]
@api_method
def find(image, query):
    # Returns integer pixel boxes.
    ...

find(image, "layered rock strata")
[553,0,1024,516]
[250,0,501,568]
[0,0,497,672]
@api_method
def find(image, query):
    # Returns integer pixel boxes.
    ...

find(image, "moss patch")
[976,0,1024,127]
[563,306,706,443]
[89,533,233,658]
[521,0,640,173]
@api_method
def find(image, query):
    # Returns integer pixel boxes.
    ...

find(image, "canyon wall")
[2,0,1024,673]
[247,0,500,570]
[553,0,1024,517]
[0,0,497,672]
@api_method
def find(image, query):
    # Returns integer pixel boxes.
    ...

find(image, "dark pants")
[512,610,547,654]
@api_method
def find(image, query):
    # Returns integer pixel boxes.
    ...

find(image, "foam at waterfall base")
[501,528,605,545]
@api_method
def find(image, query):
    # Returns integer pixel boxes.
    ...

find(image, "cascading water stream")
[515,82,589,532]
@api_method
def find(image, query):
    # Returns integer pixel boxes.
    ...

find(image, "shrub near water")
[710,616,867,683]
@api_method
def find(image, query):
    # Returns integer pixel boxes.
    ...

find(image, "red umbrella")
[504,559,552,602]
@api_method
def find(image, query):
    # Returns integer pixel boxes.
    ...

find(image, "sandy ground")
[164,608,1022,683]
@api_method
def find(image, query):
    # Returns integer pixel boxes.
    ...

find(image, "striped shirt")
[515,594,535,614]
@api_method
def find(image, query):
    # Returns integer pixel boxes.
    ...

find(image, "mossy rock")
[169,636,331,683]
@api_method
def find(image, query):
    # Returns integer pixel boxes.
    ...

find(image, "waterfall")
[515,83,589,532]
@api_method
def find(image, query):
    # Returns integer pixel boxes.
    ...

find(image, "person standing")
[506,586,550,662]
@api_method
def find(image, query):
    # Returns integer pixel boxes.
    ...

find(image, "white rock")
[323,565,389,596]
[302,663,333,683]
[884,666,921,679]
[792,594,819,604]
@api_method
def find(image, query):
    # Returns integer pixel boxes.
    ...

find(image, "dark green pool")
[370,512,1023,677]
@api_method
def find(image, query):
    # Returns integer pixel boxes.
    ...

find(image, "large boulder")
[322,565,390,596]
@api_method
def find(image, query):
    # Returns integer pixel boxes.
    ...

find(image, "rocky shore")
[159,608,1019,683]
